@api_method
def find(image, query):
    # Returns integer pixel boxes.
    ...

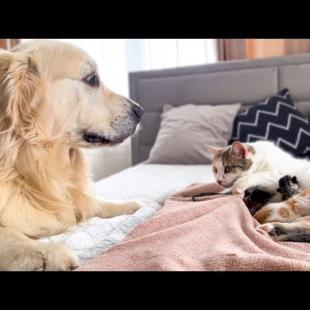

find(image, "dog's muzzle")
[129,99,144,123]
[81,99,143,146]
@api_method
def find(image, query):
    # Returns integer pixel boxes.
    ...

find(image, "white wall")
[82,139,131,181]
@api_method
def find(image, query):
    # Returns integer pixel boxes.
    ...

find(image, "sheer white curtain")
[22,39,217,96]
[126,39,217,72]
[22,39,129,96]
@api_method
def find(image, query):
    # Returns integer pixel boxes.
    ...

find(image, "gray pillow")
[146,103,241,164]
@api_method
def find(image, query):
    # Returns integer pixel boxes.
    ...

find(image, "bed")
[42,164,211,262]
[42,53,310,266]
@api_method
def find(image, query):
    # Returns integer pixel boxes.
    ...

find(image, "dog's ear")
[0,50,15,86]
[0,50,40,129]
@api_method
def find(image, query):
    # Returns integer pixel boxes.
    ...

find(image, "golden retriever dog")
[0,40,143,271]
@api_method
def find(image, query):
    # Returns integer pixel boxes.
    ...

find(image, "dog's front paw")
[42,242,80,271]
[121,201,142,214]
[7,242,79,271]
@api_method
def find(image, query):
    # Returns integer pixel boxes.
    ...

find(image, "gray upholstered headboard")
[129,53,310,165]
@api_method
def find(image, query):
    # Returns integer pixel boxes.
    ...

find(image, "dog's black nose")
[129,99,143,122]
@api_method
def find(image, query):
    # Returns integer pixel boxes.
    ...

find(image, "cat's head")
[207,141,254,188]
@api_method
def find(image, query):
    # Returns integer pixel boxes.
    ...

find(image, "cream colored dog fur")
[0,40,143,271]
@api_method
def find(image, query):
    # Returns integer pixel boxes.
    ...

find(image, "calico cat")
[207,140,310,194]
[207,141,310,242]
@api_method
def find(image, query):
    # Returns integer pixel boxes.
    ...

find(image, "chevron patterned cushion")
[229,88,310,158]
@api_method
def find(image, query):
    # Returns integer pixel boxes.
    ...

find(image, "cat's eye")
[213,167,217,173]
[83,73,100,87]
[224,166,232,173]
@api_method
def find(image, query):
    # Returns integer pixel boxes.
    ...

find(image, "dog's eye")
[224,166,232,173]
[83,73,100,87]
[213,167,217,173]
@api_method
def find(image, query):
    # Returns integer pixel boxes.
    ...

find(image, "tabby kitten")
[207,140,310,242]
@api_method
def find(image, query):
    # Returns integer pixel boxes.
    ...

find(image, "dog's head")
[0,40,143,147]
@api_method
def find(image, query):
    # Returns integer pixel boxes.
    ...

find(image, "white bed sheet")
[41,164,213,264]
[94,164,213,204]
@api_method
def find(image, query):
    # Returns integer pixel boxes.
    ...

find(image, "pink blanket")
[77,183,310,271]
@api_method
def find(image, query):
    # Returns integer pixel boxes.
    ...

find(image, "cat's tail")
[268,224,310,243]
[280,232,310,242]
[269,223,310,242]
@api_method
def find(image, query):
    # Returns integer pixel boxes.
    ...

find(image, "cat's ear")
[206,145,223,155]
[231,141,249,159]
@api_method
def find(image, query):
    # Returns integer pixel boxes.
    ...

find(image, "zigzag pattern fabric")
[230,89,310,158]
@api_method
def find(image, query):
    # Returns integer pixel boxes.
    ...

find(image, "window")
[21,39,218,96]
[126,39,217,71]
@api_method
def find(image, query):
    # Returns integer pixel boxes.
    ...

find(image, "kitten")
[243,175,300,216]
[257,187,310,242]
[243,175,310,242]
[243,187,274,216]
[276,175,300,200]
[207,141,310,242]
